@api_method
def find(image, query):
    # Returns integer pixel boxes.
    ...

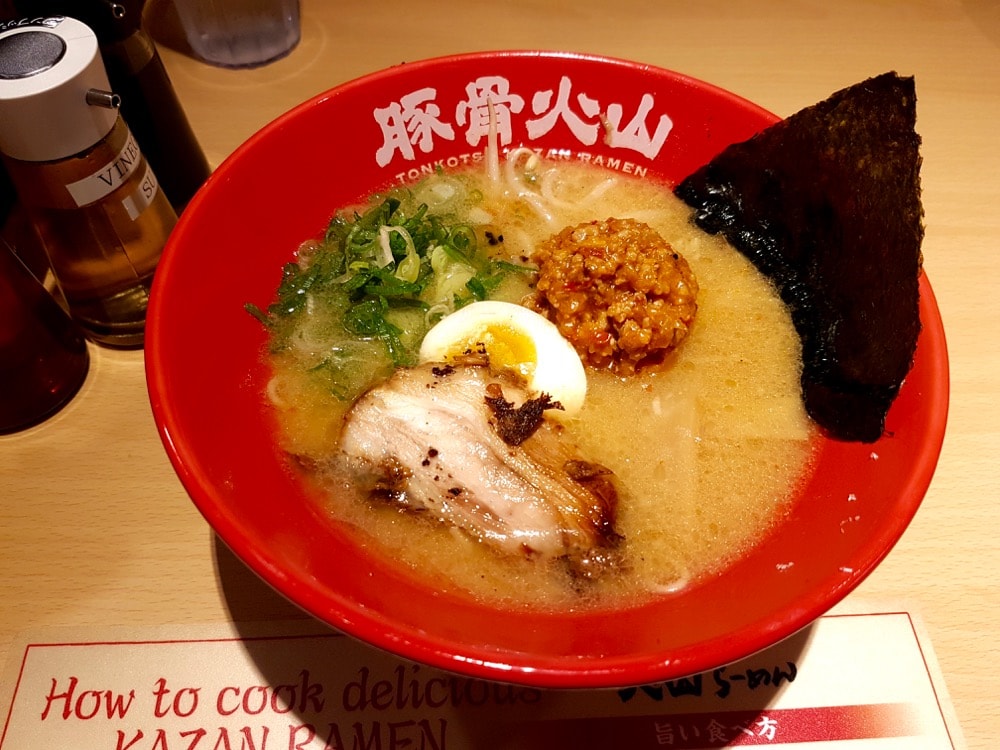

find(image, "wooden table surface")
[2,1,998,746]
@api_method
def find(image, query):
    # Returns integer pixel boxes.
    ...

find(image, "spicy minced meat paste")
[532,217,699,374]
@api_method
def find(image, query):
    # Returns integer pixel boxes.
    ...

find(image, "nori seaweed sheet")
[675,72,924,442]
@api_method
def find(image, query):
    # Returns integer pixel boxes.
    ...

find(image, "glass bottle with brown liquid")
[0,233,90,433]
[11,0,213,214]
[3,116,176,346]
[0,17,177,347]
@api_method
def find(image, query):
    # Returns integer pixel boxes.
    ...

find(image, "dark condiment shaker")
[13,0,212,213]
[0,169,90,432]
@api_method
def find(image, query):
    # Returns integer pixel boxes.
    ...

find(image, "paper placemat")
[1,611,964,749]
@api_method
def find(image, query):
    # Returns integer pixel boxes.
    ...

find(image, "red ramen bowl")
[146,51,948,688]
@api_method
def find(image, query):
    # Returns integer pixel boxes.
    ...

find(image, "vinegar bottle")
[0,16,177,347]
[11,0,213,213]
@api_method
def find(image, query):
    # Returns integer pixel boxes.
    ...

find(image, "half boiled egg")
[418,300,587,418]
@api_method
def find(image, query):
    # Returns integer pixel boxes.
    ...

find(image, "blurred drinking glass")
[170,0,301,69]
[0,238,90,434]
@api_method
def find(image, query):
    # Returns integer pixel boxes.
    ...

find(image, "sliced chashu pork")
[337,364,620,577]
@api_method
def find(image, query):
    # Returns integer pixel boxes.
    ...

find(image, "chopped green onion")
[246,182,538,401]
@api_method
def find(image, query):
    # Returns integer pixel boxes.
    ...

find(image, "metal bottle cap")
[0,17,118,162]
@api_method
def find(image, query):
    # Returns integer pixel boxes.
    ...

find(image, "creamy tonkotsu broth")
[260,153,816,610]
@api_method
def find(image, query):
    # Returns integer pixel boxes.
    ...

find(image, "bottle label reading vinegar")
[121,161,159,220]
[64,130,158,216]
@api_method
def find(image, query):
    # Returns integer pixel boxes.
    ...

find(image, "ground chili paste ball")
[532,218,699,375]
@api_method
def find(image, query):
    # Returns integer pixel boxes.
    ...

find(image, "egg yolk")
[446,323,538,378]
